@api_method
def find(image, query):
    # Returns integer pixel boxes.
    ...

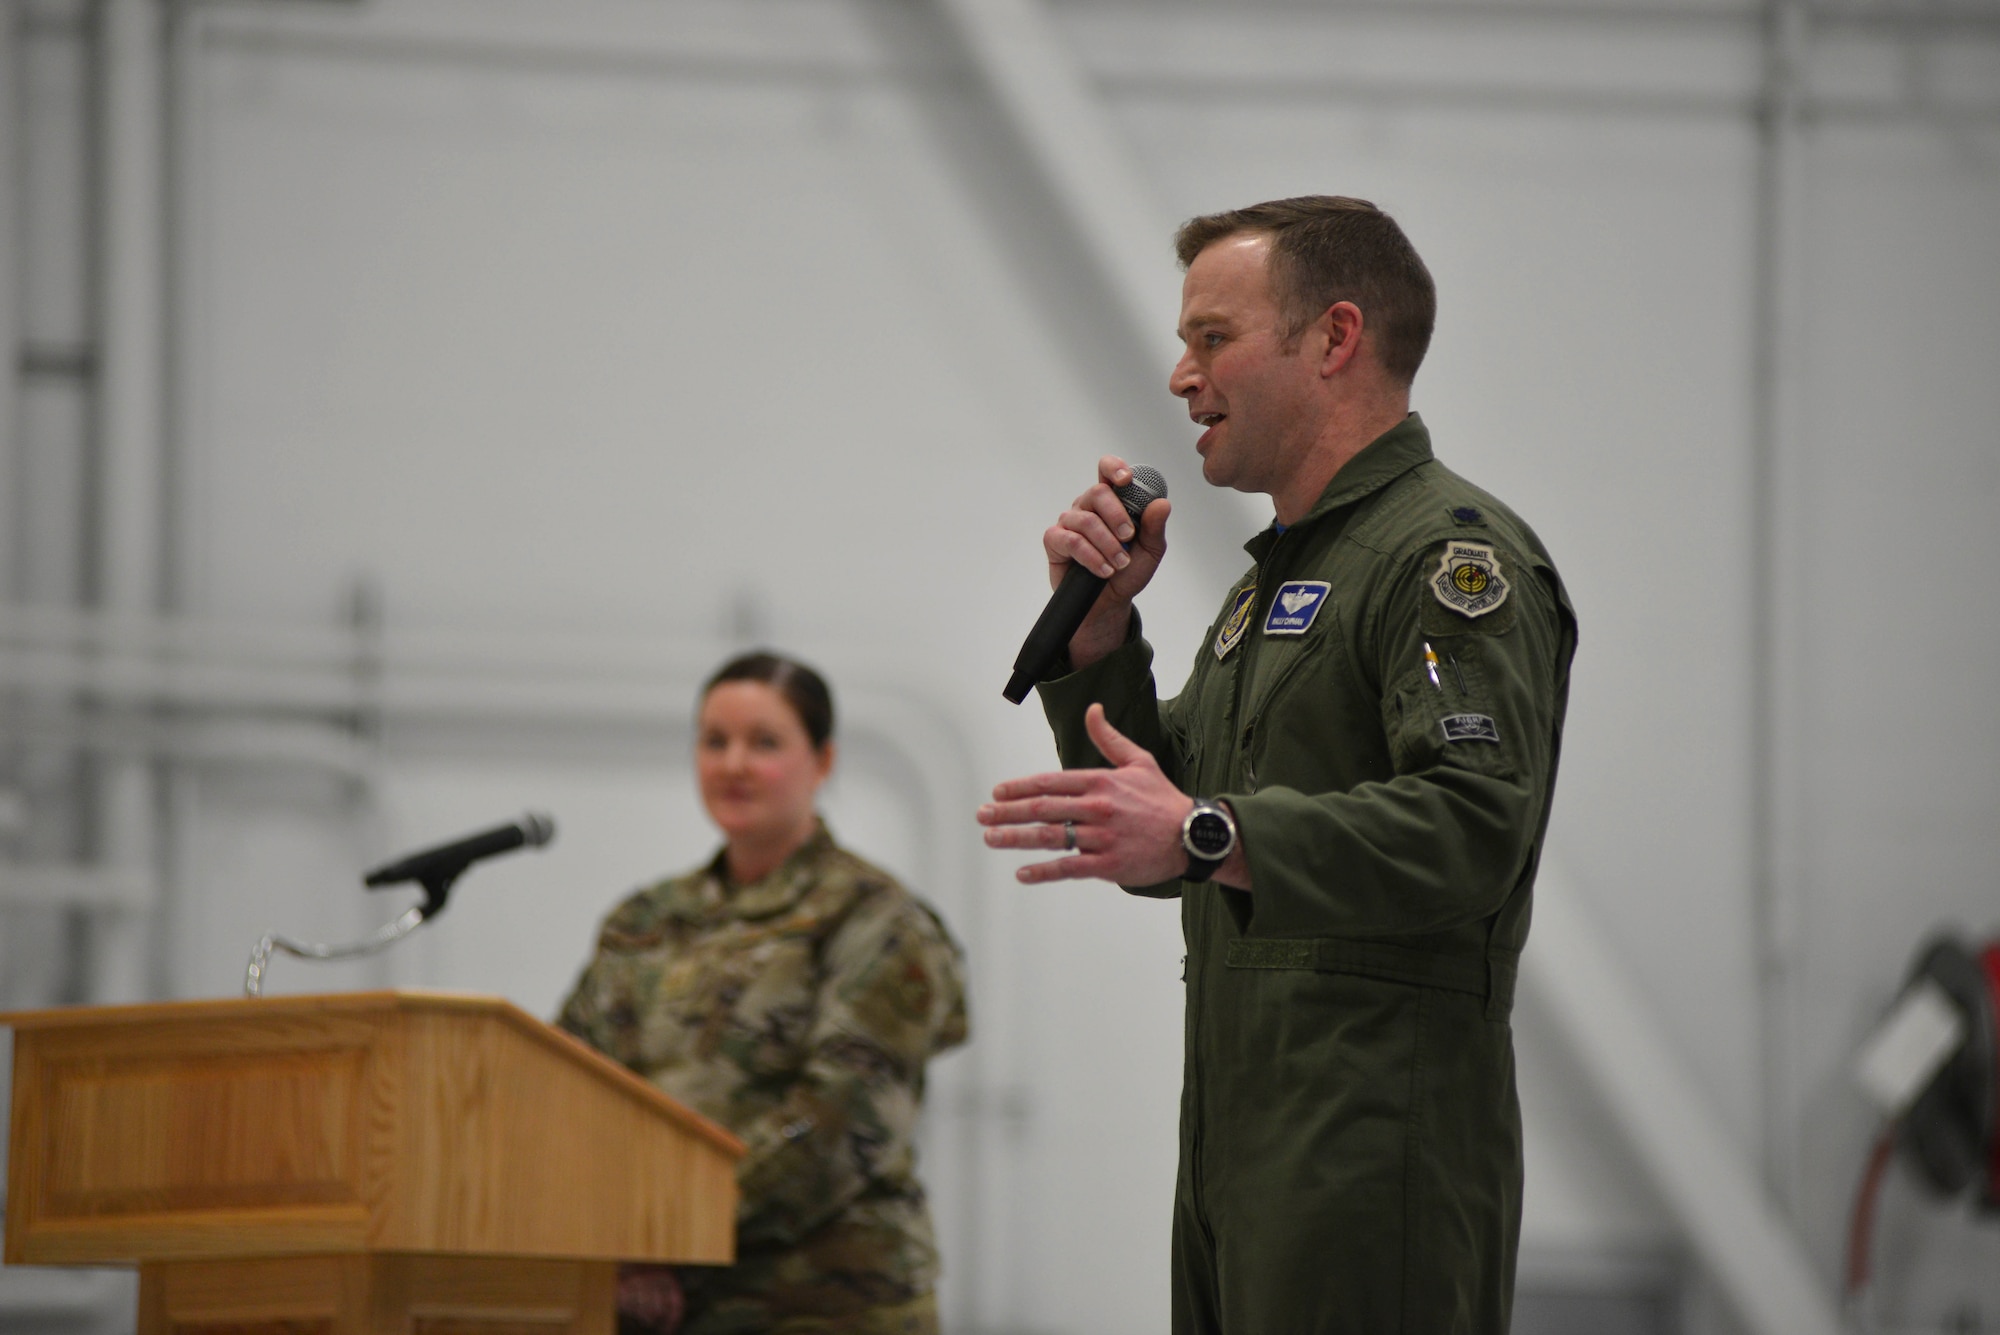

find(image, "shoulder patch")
[1214,584,1257,660]
[1263,581,1331,636]
[1431,541,1510,618]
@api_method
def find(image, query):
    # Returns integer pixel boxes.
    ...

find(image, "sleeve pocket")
[1381,646,1518,781]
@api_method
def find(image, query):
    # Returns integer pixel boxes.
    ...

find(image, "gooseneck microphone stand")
[243,812,555,996]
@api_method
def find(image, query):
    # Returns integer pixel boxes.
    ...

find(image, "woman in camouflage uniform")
[559,652,970,1335]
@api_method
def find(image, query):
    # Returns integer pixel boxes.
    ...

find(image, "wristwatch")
[1180,799,1239,883]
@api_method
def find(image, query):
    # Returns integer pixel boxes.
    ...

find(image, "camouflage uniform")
[559,822,969,1335]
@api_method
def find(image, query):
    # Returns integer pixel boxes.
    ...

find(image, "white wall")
[5,0,1999,1331]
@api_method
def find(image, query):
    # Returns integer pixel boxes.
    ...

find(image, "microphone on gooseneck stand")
[1003,466,1169,705]
[364,812,556,918]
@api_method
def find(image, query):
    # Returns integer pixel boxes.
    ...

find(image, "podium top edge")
[0,990,746,1158]
[0,988,502,1029]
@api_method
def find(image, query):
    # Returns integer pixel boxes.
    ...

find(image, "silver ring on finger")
[1063,820,1078,851]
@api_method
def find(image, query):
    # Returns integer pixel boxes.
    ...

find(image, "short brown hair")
[702,650,835,750]
[1174,196,1436,384]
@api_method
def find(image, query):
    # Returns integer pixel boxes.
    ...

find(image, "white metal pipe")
[98,0,166,614]
[0,3,20,604]
[1749,0,1813,1214]
[91,0,170,1004]
[1523,862,1845,1335]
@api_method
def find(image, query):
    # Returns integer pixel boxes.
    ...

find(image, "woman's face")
[695,680,832,849]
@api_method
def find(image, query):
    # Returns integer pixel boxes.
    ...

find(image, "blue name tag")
[1263,581,1330,636]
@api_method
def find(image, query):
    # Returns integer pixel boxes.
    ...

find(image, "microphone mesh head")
[521,812,557,847]
[1115,465,1168,523]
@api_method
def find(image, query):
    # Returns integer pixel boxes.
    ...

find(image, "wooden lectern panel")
[4,991,741,1267]
[45,1047,367,1218]
[138,1254,613,1335]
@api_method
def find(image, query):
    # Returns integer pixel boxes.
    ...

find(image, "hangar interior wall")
[1,1,1997,1332]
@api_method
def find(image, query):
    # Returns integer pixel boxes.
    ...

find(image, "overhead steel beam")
[931,0,1180,371]
[927,0,1270,600]
[1524,863,1844,1335]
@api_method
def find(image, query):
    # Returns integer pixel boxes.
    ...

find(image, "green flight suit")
[1039,415,1576,1335]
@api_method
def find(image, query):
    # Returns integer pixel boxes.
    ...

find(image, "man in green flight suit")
[978,196,1578,1333]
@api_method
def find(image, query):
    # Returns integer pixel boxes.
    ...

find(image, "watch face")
[1186,810,1233,858]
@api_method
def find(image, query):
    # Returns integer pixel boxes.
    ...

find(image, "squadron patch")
[1430,541,1510,618]
[1440,713,1501,744]
[1214,585,1257,660]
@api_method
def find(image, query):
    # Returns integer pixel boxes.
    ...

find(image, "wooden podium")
[2,990,744,1335]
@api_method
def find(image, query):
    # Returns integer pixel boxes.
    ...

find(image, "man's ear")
[1319,301,1366,377]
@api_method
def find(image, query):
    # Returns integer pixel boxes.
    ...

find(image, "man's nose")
[1169,354,1199,398]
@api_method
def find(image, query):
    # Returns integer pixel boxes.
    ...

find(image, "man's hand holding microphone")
[1039,456,1173,671]
[982,458,1250,891]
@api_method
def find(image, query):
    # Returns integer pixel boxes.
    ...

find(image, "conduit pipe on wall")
[1524,863,1844,1335]
[88,0,170,1002]
[1749,0,1813,1217]
[0,3,19,602]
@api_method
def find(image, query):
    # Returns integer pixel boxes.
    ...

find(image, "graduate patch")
[1263,581,1331,636]
[1440,713,1501,744]
[1431,542,1510,618]
[1213,585,1257,660]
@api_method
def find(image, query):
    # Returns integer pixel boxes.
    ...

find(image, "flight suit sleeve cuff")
[1035,615,1154,770]
[1216,787,1325,934]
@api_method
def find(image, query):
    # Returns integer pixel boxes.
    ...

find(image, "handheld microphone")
[364,812,556,918]
[1003,466,1168,704]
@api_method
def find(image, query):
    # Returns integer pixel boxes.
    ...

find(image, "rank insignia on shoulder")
[1431,541,1510,618]
[1214,585,1257,660]
[1440,713,1500,744]
[1450,506,1484,525]
[1263,580,1331,636]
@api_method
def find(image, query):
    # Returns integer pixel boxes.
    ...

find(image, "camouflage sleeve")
[731,890,969,1249]
[555,884,671,1067]
[555,947,639,1069]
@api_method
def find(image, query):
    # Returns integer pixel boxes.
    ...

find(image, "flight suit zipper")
[1188,530,1290,1224]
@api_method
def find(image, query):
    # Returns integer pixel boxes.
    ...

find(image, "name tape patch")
[1431,541,1510,618]
[1214,585,1257,660]
[1440,713,1501,744]
[1264,581,1331,636]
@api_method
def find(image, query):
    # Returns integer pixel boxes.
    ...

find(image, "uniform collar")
[677,819,836,923]
[1244,413,1433,559]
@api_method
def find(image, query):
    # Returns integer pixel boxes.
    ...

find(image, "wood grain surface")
[137,1253,614,1335]
[4,991,739,1268]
